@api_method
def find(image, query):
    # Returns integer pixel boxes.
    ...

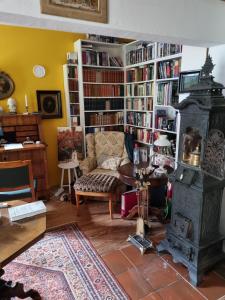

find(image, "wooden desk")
[0,200,46,299]
[0,144,49,199]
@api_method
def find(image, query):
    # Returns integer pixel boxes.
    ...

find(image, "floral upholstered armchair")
[79,131,130,178]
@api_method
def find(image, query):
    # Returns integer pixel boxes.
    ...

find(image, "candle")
[25,94,28,107]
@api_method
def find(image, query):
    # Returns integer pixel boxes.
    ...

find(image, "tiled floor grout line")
[119,248,188,298]
[160,255,208,300]
[213,270,225,282]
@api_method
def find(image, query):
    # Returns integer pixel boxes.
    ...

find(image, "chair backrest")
[0,160,35,202]
[86,131,126,159]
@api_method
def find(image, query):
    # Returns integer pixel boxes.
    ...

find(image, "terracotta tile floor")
[47,198,225,300]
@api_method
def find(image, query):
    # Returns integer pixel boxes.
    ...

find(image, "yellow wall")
[0,24,85,187]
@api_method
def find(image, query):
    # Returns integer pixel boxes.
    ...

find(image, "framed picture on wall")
[0,71,15,100]
[40,0,107,23]
[36,90,62,119]
[178,70,201,93]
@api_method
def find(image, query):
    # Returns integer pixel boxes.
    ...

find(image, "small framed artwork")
[179,70,201,93]
[36,90,62,119]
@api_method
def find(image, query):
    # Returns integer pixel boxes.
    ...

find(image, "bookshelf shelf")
[85,109,124,112]
[83,82,124,85]
[85,124,123,128]
[127,124,152,130]
[155,53,182,62]
[125,59,155,69]
[84,96,124,99]
[83,65,123,69]
[126,80,154,84]
[156,77,179,82]
[135,140,153,146]
[155,129,177,135]
[127,110,153,112]
[125,96,153,98]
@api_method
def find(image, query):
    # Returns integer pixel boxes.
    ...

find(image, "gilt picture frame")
[40,0,107,23]
[0,72,15,100]
[36,90,62,119]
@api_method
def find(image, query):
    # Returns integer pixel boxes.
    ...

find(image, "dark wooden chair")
[0,160,36,202]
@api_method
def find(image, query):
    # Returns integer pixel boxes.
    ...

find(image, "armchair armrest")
[120,157,130,166]
[79,157,97,175]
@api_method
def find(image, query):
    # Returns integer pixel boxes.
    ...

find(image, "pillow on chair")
[97,154,121,171]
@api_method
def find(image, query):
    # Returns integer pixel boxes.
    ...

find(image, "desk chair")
[0,160,36,202]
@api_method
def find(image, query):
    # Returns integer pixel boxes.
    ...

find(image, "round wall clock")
[0,71,15,100]
[33,65,46,78]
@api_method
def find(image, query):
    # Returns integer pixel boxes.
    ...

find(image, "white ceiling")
[0,0,225,47]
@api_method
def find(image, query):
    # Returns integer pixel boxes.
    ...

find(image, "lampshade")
[154,135,171,147]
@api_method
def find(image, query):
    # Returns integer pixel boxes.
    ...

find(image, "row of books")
[69,93,79,104]
[157,43,182,58]
[70,103,80,115]
[157,81,179,106]
[84,98,124,111]
[126,97,153,111]
[126,82,153,97]
[127,111,152,128]
[67,65,78,79]
[85,125,124,134]
[126,65,154,82]
[84,84,124,97]
[126,126,152,144]
[136,128,153,144]
[82,49,123,67]
[126,43,155,65]
[83,69,124,83]
[86,112,124,126]
[157,59,180,79]
[68,79,78,91]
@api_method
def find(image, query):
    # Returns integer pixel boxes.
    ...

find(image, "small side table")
[58,160,79,194]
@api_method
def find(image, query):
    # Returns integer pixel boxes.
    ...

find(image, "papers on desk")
[4,143,23,150]
[8,201,46,222]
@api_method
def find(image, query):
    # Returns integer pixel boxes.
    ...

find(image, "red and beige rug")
[3,224,129,300]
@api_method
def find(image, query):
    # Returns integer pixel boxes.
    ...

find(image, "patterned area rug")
[3,224,129,300]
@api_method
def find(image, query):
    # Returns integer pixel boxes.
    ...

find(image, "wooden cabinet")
[0,114,49,199]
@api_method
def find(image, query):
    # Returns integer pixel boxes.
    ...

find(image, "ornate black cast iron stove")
[157,55,225,286]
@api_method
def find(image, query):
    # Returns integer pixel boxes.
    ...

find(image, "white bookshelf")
[74,39,125,154]
[123,40,182,160]
[63,39,182,159]
[63,63,80,127]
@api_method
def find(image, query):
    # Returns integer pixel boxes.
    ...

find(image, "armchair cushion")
[97,154,121,171]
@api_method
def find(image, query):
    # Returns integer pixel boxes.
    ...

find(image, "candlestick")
[23,94,29,115]
[25,94,28,107]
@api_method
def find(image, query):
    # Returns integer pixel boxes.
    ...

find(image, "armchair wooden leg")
[109,194,113,220]
[76,192,80,213]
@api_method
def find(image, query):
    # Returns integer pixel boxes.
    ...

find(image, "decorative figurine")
[7,97,17,114]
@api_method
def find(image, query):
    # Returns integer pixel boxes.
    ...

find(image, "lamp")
[152,135,171,176]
